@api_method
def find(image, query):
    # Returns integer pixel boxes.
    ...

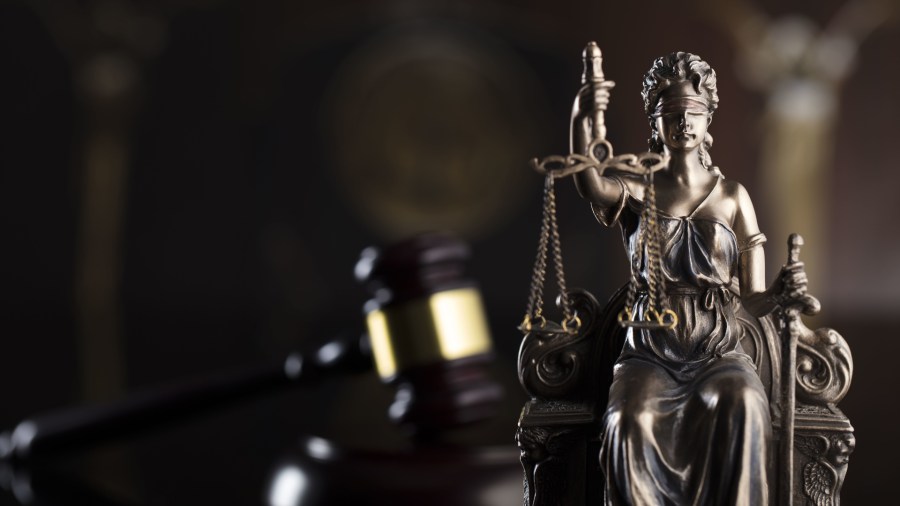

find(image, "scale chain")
[521,173,576,332]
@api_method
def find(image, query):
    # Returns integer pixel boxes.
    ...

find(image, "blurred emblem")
[326,24,545,240]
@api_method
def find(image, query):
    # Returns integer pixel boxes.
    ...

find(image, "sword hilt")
[788,233,803,265]
[784,233,820,316]
[580,42,615,142]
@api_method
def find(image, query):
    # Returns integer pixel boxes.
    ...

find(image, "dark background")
[1,0,898,504]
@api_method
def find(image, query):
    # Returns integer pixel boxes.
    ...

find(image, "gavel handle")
[0,335,371,462]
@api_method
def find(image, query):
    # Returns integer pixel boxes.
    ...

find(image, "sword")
[779,233,821,506]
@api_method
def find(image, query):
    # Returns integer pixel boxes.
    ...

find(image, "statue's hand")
[777,262,808,300]
[574,83,610,117]
[767,234,820,315]
[770,262,819,316]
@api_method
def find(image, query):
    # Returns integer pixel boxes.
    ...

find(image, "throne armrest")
[516,288,626,505]
[772,284,855,506]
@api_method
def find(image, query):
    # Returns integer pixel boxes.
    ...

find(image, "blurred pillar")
[31,0,168,498]
[702,0,898,296]
[75,53,139,405]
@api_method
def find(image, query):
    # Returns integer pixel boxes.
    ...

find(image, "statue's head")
[642,52,719,169]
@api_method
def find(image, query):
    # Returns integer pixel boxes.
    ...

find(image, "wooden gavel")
[0,232,503,461]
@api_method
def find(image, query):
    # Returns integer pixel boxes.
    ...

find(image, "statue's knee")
[605,401,655,435]
[700,377,766,415]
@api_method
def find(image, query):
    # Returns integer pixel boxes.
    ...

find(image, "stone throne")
[515,237,855,505]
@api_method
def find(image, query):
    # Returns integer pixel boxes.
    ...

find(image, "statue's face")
[656,111,709,151]
[828,433,856,466]
[653,81,711,152]
[656,110,708,151]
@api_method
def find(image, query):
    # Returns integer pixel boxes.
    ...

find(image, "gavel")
[357,232,503,436]
[0,232,503,462]
[265,234,517,506]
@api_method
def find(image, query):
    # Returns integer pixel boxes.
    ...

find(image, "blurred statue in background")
[517,44,853,506]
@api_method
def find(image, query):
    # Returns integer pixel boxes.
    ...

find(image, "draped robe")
[595,176,771,506]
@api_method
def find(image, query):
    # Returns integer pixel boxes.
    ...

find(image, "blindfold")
[652,96,710,118]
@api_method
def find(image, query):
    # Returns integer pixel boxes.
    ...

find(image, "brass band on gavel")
[365,287,492,381]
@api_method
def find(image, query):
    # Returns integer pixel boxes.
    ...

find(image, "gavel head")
[355,232,502,437]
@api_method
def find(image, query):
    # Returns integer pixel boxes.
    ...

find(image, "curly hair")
[642,52,719,169]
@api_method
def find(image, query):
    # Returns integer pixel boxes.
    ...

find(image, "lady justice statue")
[579,49,805,505]
[518,44,824,506]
